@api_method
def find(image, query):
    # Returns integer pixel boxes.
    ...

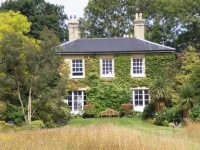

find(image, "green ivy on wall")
[66,53,175,90]
[66,53,175,114]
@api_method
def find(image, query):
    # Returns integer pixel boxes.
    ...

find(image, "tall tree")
[0,10,31,39]
[0,28,68,124]
[0,0,68,42]
[80,0,200,51]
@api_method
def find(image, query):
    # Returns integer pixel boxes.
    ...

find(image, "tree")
[179,83,195,118]
[0,10,31,39]
[150,77,172,112]
[80,0,200,51]
[174,46,200,88]
[0,0,68,42]
[0,28,69,124]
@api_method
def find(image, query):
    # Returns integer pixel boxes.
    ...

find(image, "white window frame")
[131,55,145,77]
[71,59,85,78]
[131,88,150,112]
[65,91,86,114]
[100,56,115,78]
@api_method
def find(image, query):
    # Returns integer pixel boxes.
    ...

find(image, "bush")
[189,102,200,121]
[142,101,155,120]
[120,104,133,116]
[32,100,70,127]
[0,121,18,131]
[2,103,24,126]
[153,106,183,126]
[22,120,45,130]
[83,104,96,118]
[126,111,142,118]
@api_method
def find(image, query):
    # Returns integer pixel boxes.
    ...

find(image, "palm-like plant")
[150,77,172,112]
[179,83,195,118]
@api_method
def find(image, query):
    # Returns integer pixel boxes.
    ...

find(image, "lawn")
[68,117,181,136]
[0,118,199,150]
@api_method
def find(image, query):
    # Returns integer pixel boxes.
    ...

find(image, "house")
[58,14,175,114]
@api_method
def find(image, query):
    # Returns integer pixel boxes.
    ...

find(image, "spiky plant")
[179,83,195,118]
[150,77,172,112]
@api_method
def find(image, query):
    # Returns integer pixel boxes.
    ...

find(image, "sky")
[46,0,89,19]
[0,0,89,19]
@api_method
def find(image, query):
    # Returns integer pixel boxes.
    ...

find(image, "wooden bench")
[100,108,119,118]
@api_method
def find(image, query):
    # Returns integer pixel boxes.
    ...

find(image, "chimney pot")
[70,15,72,20]
[74,15,77,20]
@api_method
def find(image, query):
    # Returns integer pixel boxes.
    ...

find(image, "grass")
[0,118,200,150]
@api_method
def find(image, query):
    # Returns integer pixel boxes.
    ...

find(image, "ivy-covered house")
[58,14,175,114]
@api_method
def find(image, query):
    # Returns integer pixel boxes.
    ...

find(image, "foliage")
[153,106,183,126]
[86,72,130,116]
[80,0,200,51]
[83,104,96,118]
[22,120,45,130]
[32,100,70,127]
[0,10,31,39]
[1,103,24,126]
[189,102,200,122]
[150,77,172,112]
[179,83,196,118]
[120,104,133,116]
[0,0,68,42]
[142,101,155,120]
[174,46,200,88]
[0,28,69,124]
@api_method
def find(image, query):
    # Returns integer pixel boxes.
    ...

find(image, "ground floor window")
[131,89,150,112]
[65,91,86,113]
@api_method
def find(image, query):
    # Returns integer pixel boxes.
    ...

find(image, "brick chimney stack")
[68,15,80,41]
[134,13,145,39]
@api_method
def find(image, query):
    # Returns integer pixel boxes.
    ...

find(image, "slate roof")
[58,38,175,54]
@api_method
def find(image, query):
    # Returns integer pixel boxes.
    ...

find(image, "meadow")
[0,118,200,150]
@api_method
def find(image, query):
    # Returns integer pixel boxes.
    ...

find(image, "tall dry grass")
[0,123,198,150]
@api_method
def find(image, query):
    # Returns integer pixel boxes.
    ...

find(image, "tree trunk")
[156,101,165,112]
[17,85,28,124]
[27,86,32,124]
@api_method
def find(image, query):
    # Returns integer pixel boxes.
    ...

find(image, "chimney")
[134,13,145,39]
[68,15,80,41]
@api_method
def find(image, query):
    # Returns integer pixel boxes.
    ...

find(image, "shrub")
[153,106,183,126]
[142,101,155,120]
[2,103,24,126]
[189,102,200,122]
[83,104,96,118]
[32,100,70,127]
[22,120,45,130]
[120,104,133,116]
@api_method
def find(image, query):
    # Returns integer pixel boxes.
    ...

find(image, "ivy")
[65,53,175,116]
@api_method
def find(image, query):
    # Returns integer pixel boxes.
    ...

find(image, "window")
[100,58,114,77]
[131,89,149,112]
[66,91,86,113]
[71,59,84,78]
[131,56,145,77]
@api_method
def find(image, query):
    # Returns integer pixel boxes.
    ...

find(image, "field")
[0,118,200,150]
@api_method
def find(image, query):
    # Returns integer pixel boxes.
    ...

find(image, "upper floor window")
[131,55,145,77]
[71,59,84,78]
[100,58,114,78]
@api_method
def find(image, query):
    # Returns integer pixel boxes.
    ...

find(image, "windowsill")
[101,74,115,78]
[131,74,146,78]
[71,76,85,79]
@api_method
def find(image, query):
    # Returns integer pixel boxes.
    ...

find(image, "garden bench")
[100,108,119,118]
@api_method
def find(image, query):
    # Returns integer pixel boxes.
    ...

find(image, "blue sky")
[47,0,89,18]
